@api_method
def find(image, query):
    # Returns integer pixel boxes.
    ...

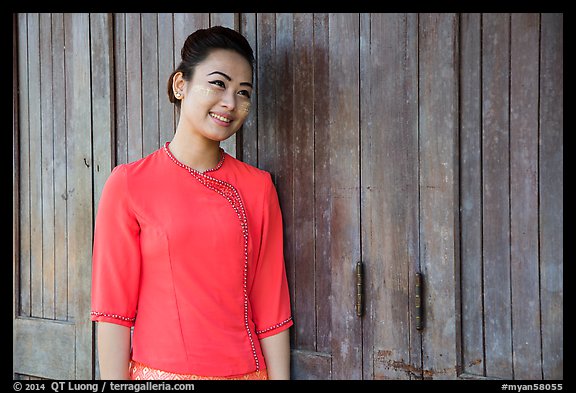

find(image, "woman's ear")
[172,71,186,98]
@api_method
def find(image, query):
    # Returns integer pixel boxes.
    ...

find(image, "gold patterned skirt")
[129,359,268,380]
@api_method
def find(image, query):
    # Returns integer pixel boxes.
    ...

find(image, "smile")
[209,112,232,123]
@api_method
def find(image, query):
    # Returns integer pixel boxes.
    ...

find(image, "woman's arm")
[259,329,291,380]
[97,322,132,380]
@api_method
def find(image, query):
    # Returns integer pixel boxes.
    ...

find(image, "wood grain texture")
[418,12,460,380]
[13,12,562,380]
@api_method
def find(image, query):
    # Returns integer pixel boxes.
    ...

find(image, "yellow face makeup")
[190,85,217,97]
[238,101,251,114]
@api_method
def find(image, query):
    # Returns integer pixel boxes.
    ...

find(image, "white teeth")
[210,113,231,123]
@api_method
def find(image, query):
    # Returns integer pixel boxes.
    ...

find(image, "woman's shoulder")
[104,148,166,194]
[224,152,273,186]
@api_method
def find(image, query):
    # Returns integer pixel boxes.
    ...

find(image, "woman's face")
[174,49,253,142]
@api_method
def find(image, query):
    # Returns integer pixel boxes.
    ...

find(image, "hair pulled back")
[167,26,255,107]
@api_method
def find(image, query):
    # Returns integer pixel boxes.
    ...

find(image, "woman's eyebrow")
[207,71,253,88]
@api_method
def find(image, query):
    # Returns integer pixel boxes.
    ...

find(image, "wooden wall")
[13,13,563,380]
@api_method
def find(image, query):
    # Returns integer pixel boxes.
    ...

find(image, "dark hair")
[167,26,255,107]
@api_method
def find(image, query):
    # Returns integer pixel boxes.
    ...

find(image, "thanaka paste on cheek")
[239,101,251,114]
[190,85,217,97]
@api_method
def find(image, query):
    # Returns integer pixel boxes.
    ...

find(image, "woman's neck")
[169,129,221,172]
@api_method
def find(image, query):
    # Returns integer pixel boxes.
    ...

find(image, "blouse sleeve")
[250,173,293,339]
[91,165,141,327]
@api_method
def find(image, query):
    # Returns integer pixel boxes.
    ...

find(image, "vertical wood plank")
[158,13,175,145]
[255,13,277,175]
[509,13,542,380]
[64,12,94,378]
[141,13,160,156]
[173,13,209,70]
[52,13,68,321]
[275,12,296,356]
[292,12,316,352]
[481,13,512,379]
[361,13,420,380]
[539,12,563,380]
[27,13,43,319]
[459,12,484,377]
[17,13,31,318]
[126,13,143,161]
[239,13,257,166]
[312,12,332,359]
[418,12,460,380]
[39,13,55,320]
[14,11,20,329]
[327,13,362,380]
[90,13,114,212]
[114,13,128,165]
[172,13,209,141]
[211,13,239,157]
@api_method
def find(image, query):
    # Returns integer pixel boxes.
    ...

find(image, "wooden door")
[241,13,363,379]
[459,13,563,380]
[13,13,103,380]
[248,12,460,380]
[247,12,562,380]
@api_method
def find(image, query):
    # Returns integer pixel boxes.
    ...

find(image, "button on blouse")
[91,143,293,377]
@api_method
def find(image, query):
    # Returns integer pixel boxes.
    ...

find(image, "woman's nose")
[220,90,236,110]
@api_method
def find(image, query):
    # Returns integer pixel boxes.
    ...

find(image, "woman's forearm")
[97,322,132,380]
[260,328,291,380]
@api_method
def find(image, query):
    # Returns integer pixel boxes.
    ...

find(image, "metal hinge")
[415,272,424,330]
[356,261,364,317]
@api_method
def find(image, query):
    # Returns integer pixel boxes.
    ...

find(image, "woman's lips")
[209,112,232,126]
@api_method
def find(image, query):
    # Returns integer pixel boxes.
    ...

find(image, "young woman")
[91,26,293,380]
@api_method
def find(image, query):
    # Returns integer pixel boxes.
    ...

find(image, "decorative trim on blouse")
[163,143,260,371]
[255,317,293,335]
[91,310,136,323]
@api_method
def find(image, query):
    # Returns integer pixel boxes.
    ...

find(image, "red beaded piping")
[163,142,260,371]
[91,310,136,323]
[255,317,293,335]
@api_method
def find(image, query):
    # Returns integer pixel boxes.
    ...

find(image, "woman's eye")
[208,80,225,88]
[238,90,251,99]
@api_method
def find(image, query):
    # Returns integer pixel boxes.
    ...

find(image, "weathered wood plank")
[539,12,563,380]
[13,12,20,329]
[418,12,460,380]
[509,13,542,380]
[255,13,276,176]
[238,13,258,166]
[327,12,362,380]
[52,13,68,321]
[158,13,176,146]
[64,12,94,378]
[292,12,316,352]
[90,13,115,213]
[39,13,56,321]
[291,350,332,380]
[312,12,331,357]
[126,13,143,161]
[17,12,31,318]
[275,12,296,354]
[141,12,160,156]
[481,13,513,379]
[13,318,75,380]
[361,12,420,380]
[210,13,238,157]
[114,13,128,165]
[459,12,484,377]
[27,13,43,319]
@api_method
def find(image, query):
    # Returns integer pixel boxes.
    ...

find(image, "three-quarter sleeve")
[91,165,141,327]
[250,174,293,339]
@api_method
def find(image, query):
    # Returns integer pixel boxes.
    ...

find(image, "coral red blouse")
[91,143,293,377]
